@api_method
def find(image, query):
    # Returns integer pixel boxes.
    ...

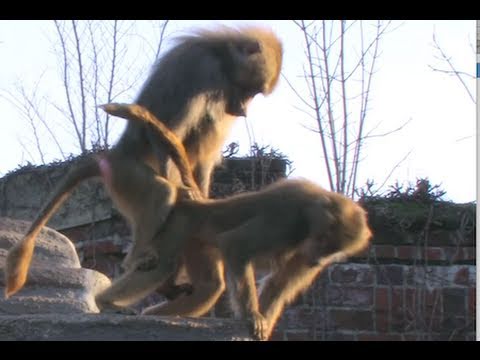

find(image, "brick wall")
[265,197,475,341]
[267,260,475,341]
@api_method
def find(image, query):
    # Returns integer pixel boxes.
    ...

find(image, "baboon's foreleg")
[224,261,268,340]
[215,219,275,340]
[258,253,325,340]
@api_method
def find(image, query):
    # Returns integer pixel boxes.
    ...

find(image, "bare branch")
[281,73,316,111]
[293,20,394,197]
[18,87,66,159]
[87,21,102,148]
[349,21,382,197]
[428,65,475,80]
[342,21,393,83]
[362,117,412,141]
[339,20,348,193]
[155,20,169,60]
[103,20,120,148]
[53,20,83,151]
[455,134,474,142]
[16,135,36,165]
[71,20,87,152]
[298,19,335,191]
[1,76,66,161]
[375,149,414,193]
[430,31,475,103]
[321,19,341,192]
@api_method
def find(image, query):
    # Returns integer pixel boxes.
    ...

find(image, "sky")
[0,20,476,203]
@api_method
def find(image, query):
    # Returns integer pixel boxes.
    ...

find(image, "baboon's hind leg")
[96,248,178,311]
[142,241,225,317]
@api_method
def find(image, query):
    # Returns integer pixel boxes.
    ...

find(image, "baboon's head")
[242,26,283,95]
[188,26,283,97]
[334,199,373,257]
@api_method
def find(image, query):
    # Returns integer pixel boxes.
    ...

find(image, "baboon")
[95,103,373,341]
[4,26,283,299]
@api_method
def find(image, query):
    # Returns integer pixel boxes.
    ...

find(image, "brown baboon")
[4,26,283,299]
[95,103,373,341]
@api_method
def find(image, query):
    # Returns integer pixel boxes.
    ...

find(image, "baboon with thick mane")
[96,103,373,341]
[4,26,283,301]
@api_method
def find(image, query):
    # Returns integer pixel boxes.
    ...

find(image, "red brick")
[83,241,123,257]
[430,333,455,341]
[358,334,402,341]
[453,266,470,286]
[374,245,396,259]
[330,264,374,285]
[397,246,419,260]
[404,288,417,317]
[375,287,390,311]
[465,334,476,341]
[284,330,311,341]
[329,309,374,331]
[351,244,372,259]
[268,330,284,341]
[425,288,442,309]
[376,265,404,285]
[425,229,455,247]
[463,247,476,261]
[282,307,324,329]
[444,247,463,263]
[423,247,445,261]
[441,316,467,332]
[84,259,119,278]
[404,288,442,332]
[325,332,357,341]
[431,328,467,341]
[390,287,405,332]
[375,311,389,332]
[443,288,467,317]
[61,227,88,242]
[327,286,373,307]
[423,316,443,332]
[468,287,476,317]
[403,334,422,341]
[467,320,475,332]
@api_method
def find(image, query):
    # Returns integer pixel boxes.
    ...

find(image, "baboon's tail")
[101,103,202,199]
[4,155,100,298]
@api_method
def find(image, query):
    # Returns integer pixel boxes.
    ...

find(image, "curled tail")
[100,103,203,199]
[4,155,100,298]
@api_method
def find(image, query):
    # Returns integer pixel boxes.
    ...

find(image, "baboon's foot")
[248,311,270,341]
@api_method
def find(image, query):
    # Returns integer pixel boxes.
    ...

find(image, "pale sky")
[0,20,476,203]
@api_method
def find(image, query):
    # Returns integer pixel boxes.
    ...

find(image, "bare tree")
[287,20,399,198]
[428,30,476,145]
[2,20,170,164]
[429,31,475,104]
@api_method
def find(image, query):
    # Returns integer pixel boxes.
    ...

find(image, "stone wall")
[0,157,475,341]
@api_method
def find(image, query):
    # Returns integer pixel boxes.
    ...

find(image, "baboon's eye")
[241,41,261,55]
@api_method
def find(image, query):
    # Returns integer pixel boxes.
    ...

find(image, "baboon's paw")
[249,311,270,341]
